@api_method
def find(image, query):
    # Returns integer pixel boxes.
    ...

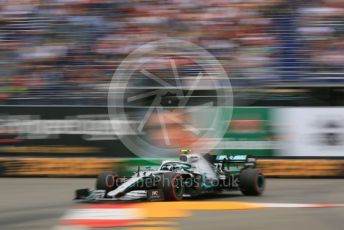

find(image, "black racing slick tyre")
[239,168,265,196]
[95,172,119,193]
[160,172,184,201]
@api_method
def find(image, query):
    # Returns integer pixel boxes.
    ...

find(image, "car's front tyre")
[160,172,184,201]
[95,172,120,194]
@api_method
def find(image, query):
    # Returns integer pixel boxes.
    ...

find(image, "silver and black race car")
[75,150,265,201]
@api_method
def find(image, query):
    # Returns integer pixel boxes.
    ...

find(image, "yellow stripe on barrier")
[0,158,344,177]
[0,146,100,154]
[0,158,119,176]
[257,159,344,177]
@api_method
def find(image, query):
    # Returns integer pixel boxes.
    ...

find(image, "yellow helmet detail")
[180,148,191,154]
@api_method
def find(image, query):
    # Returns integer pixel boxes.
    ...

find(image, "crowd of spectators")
[0,0,343,105]
[297,0,344,81]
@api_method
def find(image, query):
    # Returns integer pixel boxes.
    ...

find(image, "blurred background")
[0,0,343,106]
[0,0,344,176]
[1,2,344,230]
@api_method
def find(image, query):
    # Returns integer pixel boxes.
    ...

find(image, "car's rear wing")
[215,154,257,168]
[216,155,247,162]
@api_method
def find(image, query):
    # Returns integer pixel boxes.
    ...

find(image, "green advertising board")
[218,107,274,157]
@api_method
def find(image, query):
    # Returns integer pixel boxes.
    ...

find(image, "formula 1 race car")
[75,150,265,201]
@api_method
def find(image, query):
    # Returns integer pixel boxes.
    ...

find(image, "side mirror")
[189,155,200,163]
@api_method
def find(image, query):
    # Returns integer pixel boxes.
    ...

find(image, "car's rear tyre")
[239,168,265,196]
[96,172,119,193]
[160,172,184,201]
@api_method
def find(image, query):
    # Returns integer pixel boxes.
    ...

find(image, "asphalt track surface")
[1,178,344,230]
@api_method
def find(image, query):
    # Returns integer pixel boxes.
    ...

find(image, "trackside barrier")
[0,158,119,177]
[257,159,344,177]
[0,158,344,177]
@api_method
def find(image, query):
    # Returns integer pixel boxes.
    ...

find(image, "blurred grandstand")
[0,0,343,106]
